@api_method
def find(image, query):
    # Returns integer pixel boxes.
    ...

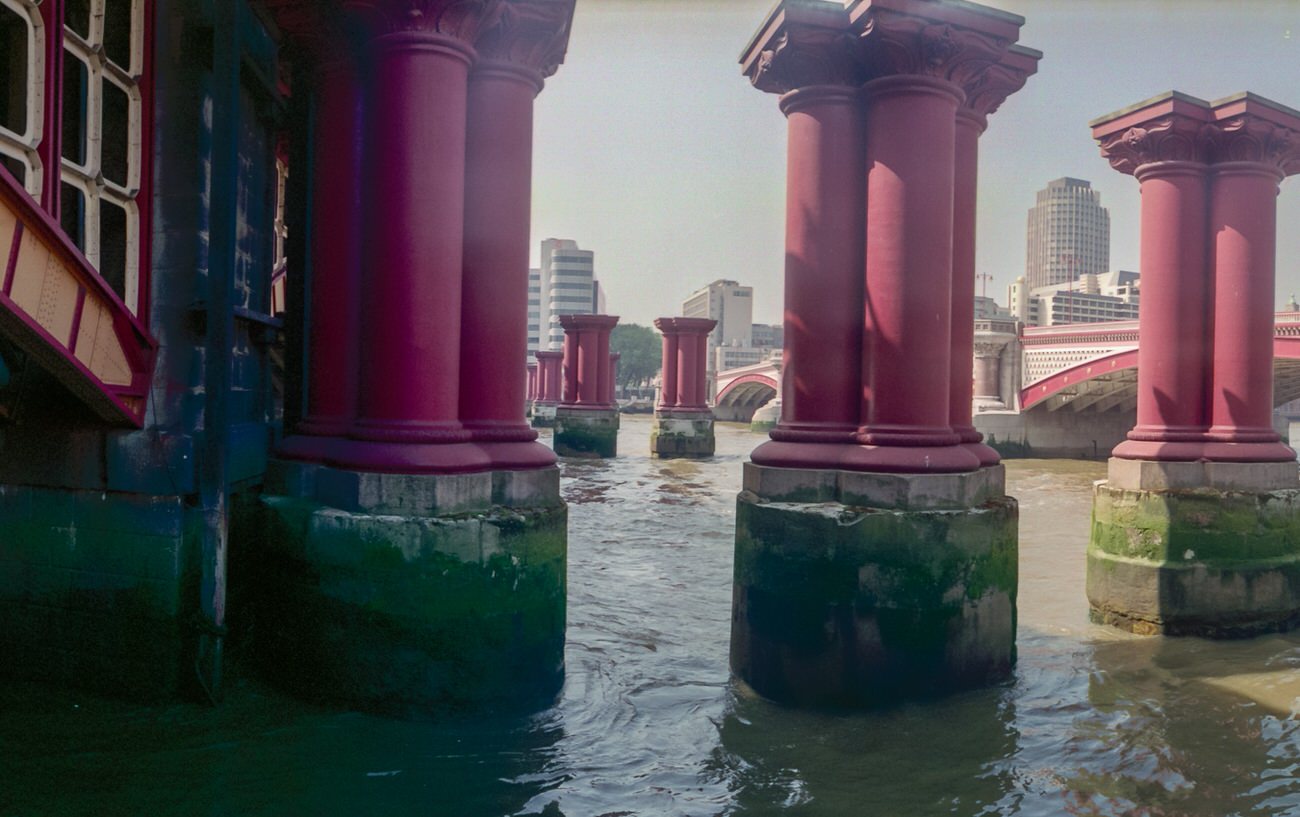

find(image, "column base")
[531,402,557,428]
[731,462,1017,707]
[651,410,715,458]
[751,440,982,473]
[1089,463,1300,637]
[255,459,566,714]
[554,406,619,458]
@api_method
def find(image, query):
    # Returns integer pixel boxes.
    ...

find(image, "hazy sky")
[530,0,1300,328]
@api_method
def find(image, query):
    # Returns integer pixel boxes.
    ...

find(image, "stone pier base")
[651,410,715,458]
[530,403,557,428]
[1088,458,1300,637]
[255,460,567,714]
[554,407,619,458]
[731,462,1017,707]
[749,401,779,433]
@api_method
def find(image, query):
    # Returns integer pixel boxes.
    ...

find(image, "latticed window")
[0,0,148,316]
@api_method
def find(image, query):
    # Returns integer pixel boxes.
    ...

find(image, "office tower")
[1025,177,1110,291]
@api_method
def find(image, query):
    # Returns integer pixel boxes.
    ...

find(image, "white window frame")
[0,0,45,198]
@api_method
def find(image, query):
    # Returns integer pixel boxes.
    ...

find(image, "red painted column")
[562,330,579,404]
[596,327,613,407]
[950,110,999,467]
[851,75,977,473]
[560,314,619,407]
[536,350,563,403]
[332,7,490,473]
[677,331,698,408]
[750,87,865,467]
[459,55,551,467]
[1206,161,1292,459]
[278,46,364,460]
[656,320,679,408]
[608,353,621,404]
[692,327,711,410]
[527,363,538,403]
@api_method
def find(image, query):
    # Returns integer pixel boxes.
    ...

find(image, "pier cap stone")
[1106,457,1299,493]
[743,462,1005,510]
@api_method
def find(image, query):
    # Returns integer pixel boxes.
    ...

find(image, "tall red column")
[331,3,494,473]
[1206,157,1292,459]
[850,74,976,473]
[1093,98,1214,460]
[275,25,365,462]
[744,19,866,469]
[535,350,562,403]
[677,331,699,408]
[527,362,538,403]
[656,320,679,408]
[608,353,620,404]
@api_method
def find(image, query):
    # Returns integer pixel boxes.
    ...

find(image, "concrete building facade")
[528,238,602,353]
[1010,269,1139,326]
[1025,177,1110,291]
[682,279,752,371]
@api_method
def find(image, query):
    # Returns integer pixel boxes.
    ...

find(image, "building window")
[0,0,44,196]
[0,1,149,316]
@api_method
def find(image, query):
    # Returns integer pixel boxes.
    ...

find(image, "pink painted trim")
[68,285,86,353]
[3,221,22,295]
[1019,349,1138,410]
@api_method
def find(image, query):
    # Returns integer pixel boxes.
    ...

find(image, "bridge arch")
[714,373,778,422]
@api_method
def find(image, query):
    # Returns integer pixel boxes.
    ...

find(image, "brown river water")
[3,415,1300,816]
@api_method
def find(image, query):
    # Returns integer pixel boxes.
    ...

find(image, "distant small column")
[554,314,620,457]
[531,349,563,428]
[608,353,621,404]
[526,362,539,404]
[972,341,1004,404]
[658,326,680,409]
[653,317,717,458]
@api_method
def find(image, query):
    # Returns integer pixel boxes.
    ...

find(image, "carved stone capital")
[341,0,503,44]
[475,0,575,78]
[1096,113,1213,176]
[1206,115,1300,175]
[853,7,1013,91]
[960,45,1039,119]
[741,2,864,95]
[973,339,1009,358]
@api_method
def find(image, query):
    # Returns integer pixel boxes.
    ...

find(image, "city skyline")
[529,0,1300,327]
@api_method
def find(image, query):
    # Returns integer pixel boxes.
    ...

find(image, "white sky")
[530,0,1300,327]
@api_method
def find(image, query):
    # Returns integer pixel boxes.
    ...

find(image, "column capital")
[341,0,503,44]
[959,43,1040,121]
[740,1,864,95]
[475,0,575,79]
[534,349,563,361]
[262,1,358,66]
[654,316,717,336]
[559,313,620,332]
[1204,93,1300,176]
[848,0,1023,91]
[1092,92,1216,176]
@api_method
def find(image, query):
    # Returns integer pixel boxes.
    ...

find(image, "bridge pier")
[257,0,574,713]
[554,314,620,458]
[732,0,1037,707]
[531,350,562,428]
[1088,92,1300,637]
[652,317,717,458]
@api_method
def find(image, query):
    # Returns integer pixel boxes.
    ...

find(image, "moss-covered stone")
[254,495,567,715]
[554,408,618,458]
[1088,483,1300,636]
[651,414,715,458]
[731,491,1018,708]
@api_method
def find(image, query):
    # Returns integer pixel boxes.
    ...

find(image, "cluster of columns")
[271,0,575,474]
[652,317,717,458]
[530,349,564,426]
[742,1,1039,475]
[1092,92,1300,464]
[1087,91,1300,637]
[554,314,621,457]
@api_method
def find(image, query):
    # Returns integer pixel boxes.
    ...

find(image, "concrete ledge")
[554,407,619,459]
[651,413,715,458]
[530,403,557,428]
[743,462,1006,510]
[1088,482,1300,637]
[731,492,1018,707]
[1107,457,1300,492]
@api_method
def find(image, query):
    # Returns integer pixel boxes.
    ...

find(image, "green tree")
[610,323,660,395]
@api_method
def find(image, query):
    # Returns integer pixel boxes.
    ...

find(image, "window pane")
[60,182,85,251]
[0,153,25,188]
[103,0,134,69]
[62,51,89,165]
[102,80,129,186]
[99,200,127,298]
[65,0,90,39]
[0,4,27,136]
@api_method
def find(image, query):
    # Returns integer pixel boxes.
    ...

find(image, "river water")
[4,414,1300,816]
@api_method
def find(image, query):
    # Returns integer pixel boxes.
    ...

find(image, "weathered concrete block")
[651,412,715,458]
[554,407,619,458]
[743,462,1006,511]
[1088,481,1300,636]
[314,467,493,516]
[492,466,562,509]
[731,490,1019,707]
[531,403,557,428]
[256,493,569,715]
[1107,457,1299,493]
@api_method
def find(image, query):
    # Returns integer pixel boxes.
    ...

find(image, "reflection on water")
[3,416,1300,815]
